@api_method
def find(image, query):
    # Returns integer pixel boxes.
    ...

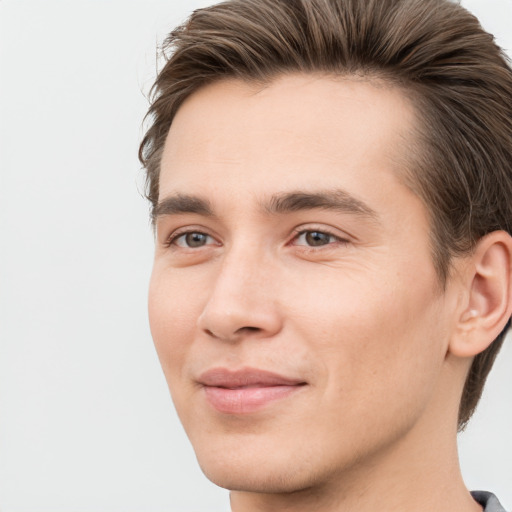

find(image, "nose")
[197,248,283,342]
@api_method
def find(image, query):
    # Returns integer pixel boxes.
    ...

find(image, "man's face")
[149,75,460,493]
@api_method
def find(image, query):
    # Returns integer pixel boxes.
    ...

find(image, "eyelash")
[164,227,348,250]
[291,228,349,249]
[164,229,216,248]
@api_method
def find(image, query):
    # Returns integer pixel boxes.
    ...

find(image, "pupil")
[306,231,330,246]
[186,232,207,247]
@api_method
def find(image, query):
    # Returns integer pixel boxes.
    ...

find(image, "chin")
[198,454,317,494]
[190,430,347,495]
[188,412,419,496]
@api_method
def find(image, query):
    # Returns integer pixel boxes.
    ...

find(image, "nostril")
[238,326,261,334]
[204,325,261,340]
[205,328,218,338]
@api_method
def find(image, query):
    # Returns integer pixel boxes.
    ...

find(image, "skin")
[148,75,501,511]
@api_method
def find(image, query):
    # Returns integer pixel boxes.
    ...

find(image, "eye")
[171,231,215,248]
[294,230,344,247]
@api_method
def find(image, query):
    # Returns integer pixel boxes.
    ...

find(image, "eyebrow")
[153,189,379,222]
[264,190,379,220]
[153,194,214,219]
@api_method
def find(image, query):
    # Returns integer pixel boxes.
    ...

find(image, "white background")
[0,1,511,511]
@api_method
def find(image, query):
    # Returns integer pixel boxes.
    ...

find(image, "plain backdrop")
[0,1,511,511]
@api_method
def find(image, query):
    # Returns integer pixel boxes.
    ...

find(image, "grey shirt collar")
[471,491,507,512]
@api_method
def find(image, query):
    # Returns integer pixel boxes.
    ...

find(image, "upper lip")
[198,367,306,389]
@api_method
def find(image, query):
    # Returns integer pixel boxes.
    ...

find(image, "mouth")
[198,367,307,414]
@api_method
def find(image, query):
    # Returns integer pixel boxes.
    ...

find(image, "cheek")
[148,266,200,379]
[289,263,446,411]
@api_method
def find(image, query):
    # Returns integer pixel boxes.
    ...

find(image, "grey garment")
[472,491,507,512]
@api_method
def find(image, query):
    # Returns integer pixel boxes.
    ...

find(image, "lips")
[198,367,307,414]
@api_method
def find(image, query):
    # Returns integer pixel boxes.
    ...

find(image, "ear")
[449,231,512,358]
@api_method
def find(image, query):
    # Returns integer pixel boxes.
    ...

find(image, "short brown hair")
[139,0,512,429]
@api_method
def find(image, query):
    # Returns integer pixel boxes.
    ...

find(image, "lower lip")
[203,385,304,414]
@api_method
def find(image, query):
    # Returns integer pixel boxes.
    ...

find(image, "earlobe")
[449,231,512,358]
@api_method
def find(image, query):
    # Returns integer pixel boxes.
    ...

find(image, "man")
[139,0,512,510]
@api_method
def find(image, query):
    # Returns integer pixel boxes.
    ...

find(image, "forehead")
[159,74,417,206]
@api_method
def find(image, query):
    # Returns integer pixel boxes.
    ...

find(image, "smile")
[198,367,307,414]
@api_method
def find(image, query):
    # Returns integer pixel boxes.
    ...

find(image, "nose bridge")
[198,240,281,340]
